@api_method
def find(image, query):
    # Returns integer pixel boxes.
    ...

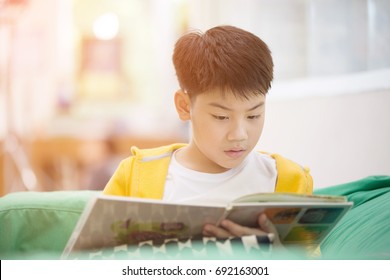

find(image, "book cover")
[62,193,352,258]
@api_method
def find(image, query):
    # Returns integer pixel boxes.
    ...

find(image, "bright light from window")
[93,13,119,40]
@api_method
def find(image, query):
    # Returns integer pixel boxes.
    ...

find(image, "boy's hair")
[172,25,273,99]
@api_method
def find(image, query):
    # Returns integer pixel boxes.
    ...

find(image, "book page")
[232,192,347,203]
[225,203,352,245]
[67,195,227,253]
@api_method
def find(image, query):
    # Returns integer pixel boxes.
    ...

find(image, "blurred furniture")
[0,136,185,195]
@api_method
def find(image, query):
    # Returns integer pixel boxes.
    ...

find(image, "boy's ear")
[174,90,191,121]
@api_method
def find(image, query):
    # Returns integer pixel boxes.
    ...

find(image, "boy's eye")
[212,115,229,120]
[247,115,261,120]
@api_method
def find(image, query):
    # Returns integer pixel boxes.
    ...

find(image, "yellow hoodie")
[103,143,313,198]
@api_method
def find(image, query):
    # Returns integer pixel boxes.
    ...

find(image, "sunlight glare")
[93,12,119,40]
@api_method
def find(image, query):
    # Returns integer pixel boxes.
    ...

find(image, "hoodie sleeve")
[271,153,313,194]
[102,157,134,196]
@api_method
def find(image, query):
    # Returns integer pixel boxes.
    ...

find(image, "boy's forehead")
[194,89,265,108]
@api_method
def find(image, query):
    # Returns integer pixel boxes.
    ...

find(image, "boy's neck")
[175,143,231,174]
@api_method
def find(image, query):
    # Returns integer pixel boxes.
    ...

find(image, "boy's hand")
[202,213,281,245]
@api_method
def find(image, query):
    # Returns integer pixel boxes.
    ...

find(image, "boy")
[103,25,313,241]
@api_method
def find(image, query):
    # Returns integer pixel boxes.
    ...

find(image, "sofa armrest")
[0,190,98,258]
[315,176,390,259]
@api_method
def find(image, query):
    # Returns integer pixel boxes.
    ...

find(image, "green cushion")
[1,176,389,259]
[314,176,390,259]
[0,190,98,259]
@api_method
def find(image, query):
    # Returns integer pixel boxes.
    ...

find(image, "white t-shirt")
[162,150,277,205]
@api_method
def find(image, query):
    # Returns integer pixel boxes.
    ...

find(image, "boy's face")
[176,89,266,173]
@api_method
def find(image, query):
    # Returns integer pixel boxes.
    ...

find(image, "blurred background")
[0,0,389,195]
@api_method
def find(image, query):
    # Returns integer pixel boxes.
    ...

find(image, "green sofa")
[1,176,389,259]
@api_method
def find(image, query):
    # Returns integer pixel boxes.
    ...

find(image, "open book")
[62,192,353,257]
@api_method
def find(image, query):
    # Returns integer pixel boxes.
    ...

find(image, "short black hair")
[172,25,273,99]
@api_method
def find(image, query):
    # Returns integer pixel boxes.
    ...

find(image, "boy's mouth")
[224,148,246,159]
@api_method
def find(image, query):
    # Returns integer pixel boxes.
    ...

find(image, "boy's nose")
[227,121,248,142]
